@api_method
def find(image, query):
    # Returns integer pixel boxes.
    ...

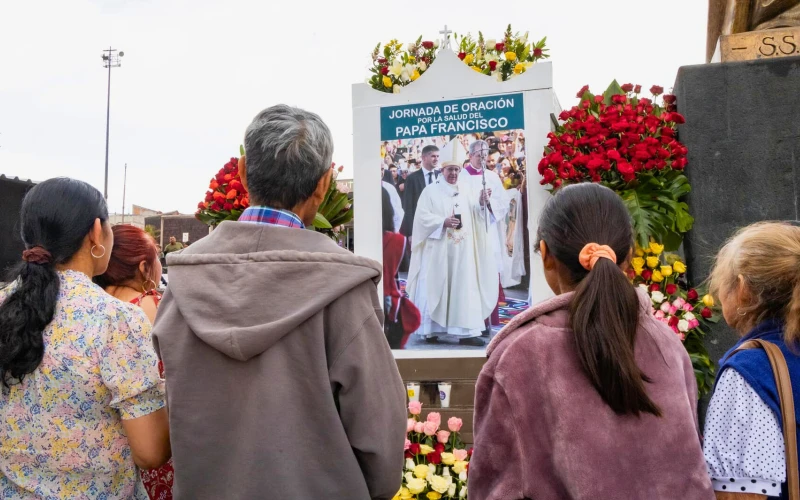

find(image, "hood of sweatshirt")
[164,221,381,361]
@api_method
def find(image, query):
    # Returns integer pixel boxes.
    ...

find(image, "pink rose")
[405,439,411,451]
[407,418,416,433]
[660,317,670,324]
[426,412,441,428]
[689,319,700,329]
[673,298,686,309]
[659,302,671,313]
[423,421,438,436]
[654,310,665,320]
[669,306,678,315]
[682,303,694,312]
[437,430,451,444]
[454,449,469,461]
[448,417,463,432]
[408,401,422,415]
[414,422,425,434]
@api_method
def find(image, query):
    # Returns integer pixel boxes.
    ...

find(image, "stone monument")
[708,0,800,62]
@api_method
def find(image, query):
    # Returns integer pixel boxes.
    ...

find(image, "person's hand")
[443,217,460,229]
[479,188,492,207]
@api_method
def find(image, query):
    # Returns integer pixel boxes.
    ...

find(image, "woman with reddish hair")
[95,225,163,323]
[95,224,172,500]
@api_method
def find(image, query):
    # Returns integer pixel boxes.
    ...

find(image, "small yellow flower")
[464,53,474,65]
[408,56,415,62]
[703,294,715,307]
[505,51,517,61]
[419,444,434,455]
[452,461,468,475]
[427,492,442,500]
[634,244,645,257]
[472,65,483,73]
[440,452,455,465]
[651,270,664,283]
[411,70,421,81]
[673,261,687,274]
[407,478,426,495]
[513,62,525,74]
[648,242,665,255]
[414,464,430,479]
[646,256,660,269]
[382,76,392,88]
[660,265,673,277]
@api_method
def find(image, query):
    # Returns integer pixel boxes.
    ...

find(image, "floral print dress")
[0,270,165,499]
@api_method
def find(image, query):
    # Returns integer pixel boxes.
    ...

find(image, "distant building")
[147,214,210,248]
[0,174,36,278]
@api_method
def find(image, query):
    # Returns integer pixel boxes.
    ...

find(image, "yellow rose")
[631,257,645,272]
[660,265,673,277]
[382,76,392,88]
[646,256,660,269]
[440,452,455,465]
[414,464,429,479]
[430,475,452,494]
[452,461,468,475]
[634,244,645,257]
[419,444,434,455]
[648,242,664,255]
[427,493,442,500]
[505,51,517,61]
[513,63,525,74]
[673,261,687,274]
[651,270,664,283]
[703,294,715,307]
[399,487,413,499]
[407,477,426,495]
[411,70,421,81]
[464,53,474,65]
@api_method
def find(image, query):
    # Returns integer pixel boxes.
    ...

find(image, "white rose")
[684,312,696,321]
[419,61,427,72]
[459,471,468,482]
[400,71,410,83]
[486,38,496,48]
[650,291,665,304]
[449,484,457,497]
[638,284,649,293]
[404,471,414,483]
[434,40,440,48]
[428,463,437,476]
[405,458,415,471]
[678,319,690,332]
[393,85,401,94]
[442,466,450,477]
[460,486,468,498]
[494,71,503,82]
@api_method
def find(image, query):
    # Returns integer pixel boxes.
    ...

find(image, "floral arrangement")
[629,242,718,395]
[368,25,549,93]
[196,146,353,240]
[394,402,471,500]
[538,82,691,250]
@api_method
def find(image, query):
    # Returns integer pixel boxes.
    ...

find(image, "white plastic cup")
[407,382,420,403]
[438,382,452,408]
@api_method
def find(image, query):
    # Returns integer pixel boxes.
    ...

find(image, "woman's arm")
[121,407,171,469]
[139,294,159,324]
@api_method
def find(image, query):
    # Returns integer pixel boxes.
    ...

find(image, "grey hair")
[243,104,333,209]
[469,140,489,155]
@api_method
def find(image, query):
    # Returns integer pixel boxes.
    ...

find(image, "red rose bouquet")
[397,402,471,499]
[539,81,691,250]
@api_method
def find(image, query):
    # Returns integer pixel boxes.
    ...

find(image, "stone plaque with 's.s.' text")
[721,27,800,62]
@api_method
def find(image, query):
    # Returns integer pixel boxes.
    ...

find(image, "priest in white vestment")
[407,140,498,346]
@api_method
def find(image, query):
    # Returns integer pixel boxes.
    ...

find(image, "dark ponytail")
[0,178,108,387]
[537,183,661,417]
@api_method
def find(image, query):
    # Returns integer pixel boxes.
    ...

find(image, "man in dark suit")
[399,145,439,237]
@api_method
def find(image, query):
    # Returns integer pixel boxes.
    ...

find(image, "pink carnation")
[405,439,411,451]
[454,449,469,461]
[426,412,442,428]
[437,430,451,444]
[407,418,416,433]
[414,422,425,434]
[423,421,438,436]
[408,401,422,415]
[448,417,463,432]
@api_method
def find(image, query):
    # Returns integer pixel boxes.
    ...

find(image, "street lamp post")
[101,47,124,200]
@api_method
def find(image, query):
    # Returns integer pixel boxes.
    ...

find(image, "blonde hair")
[709,222,800,343]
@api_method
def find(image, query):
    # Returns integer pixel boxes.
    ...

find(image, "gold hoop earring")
[90,245,106,259]
[737,307,748,317]
[142,279,158,293]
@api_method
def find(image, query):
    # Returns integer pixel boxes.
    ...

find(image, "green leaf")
[239,144,245,157]
[603,79,625,105]
[313,212,332,229]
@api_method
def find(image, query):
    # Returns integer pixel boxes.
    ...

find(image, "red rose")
[666,284,678,295]
[621,83,634,92]
[458,52,466,60]
[533,48,543,57]
[701,307,713,319]
[668,316,679,327]
[409,443,421,455]
[650,85,664,96]
[197,202,206,210]
[663,94,677,104]
[594,95,604,104]
[617,162,635,182]
[606,149,622,161]
[557,164,575,179]
[611,94,626,105]
[549,151,564,165]
[422,41,434,50]
[554,179,563,189]
[661,127,675,138]
[672,157,688,170]
[495,42,505,52]
[587,158,604,170]
[626,269,636,280]
[642,269,653,281]
[634,85,642,93]
[468,447,474,457]
[540,168,556,185]
[687,289,699,301]
[434,443,445,453]
[377,58,387,64]
[489,60,498,71]
[380,66,389,75]
[223,203,233,211]
[576,85,589,98]
[649,284,660,292]
[428,451,442,465]
[671,112,686,124]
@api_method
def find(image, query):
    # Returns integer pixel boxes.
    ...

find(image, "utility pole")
[101,47,124,200]
[121,163,127,223]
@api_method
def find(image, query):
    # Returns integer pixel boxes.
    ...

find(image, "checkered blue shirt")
[238,206,305,229]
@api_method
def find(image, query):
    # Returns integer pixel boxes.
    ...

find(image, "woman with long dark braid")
[0,178,170,499]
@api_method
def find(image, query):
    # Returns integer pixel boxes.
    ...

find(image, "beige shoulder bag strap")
[734,339,799,500]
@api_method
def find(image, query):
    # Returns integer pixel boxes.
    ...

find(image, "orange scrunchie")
[578,243,617,271]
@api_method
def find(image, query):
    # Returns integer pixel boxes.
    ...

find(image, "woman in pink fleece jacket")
[470,183,714,500]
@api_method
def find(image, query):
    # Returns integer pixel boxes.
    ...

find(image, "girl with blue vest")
[704,222,800,500]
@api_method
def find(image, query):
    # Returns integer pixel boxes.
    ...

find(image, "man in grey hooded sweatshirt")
[152,105,407,499]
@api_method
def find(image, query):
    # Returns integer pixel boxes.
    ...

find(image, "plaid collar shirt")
[238,206,305,229]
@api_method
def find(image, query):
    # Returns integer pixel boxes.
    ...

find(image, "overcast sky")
[0,0,707,214]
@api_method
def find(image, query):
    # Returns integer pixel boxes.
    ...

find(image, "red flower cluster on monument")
[195,157,250,226]
[538,83,687,187]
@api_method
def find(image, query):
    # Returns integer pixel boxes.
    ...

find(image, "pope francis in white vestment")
[407,139,499,345]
